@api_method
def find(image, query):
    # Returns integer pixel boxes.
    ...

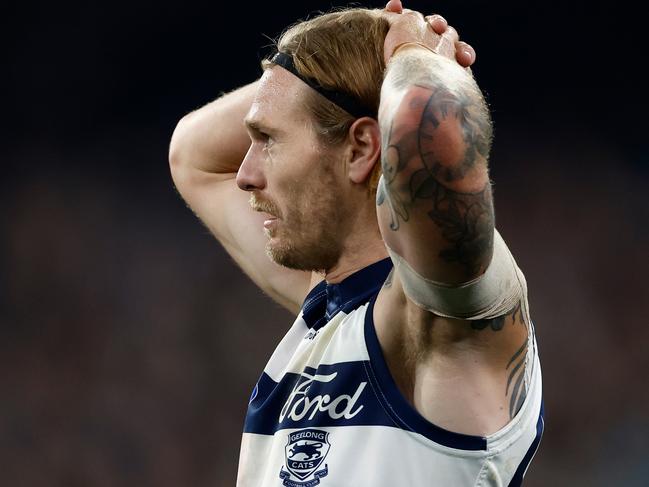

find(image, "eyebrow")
[244,119,269,133]
[244,119,284,137]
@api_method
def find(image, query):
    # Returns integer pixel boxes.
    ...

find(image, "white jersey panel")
[237,258,543,487]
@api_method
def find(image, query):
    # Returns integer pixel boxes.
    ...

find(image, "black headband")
[270,51,375,120]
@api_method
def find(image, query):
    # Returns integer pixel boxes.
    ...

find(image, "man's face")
[237,67,350,272]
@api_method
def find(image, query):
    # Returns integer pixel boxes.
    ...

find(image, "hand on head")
[383,0,475,68]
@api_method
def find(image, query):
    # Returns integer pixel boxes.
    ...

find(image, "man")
[169,1,543,485]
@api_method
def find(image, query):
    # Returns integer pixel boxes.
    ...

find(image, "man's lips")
[263,215,278,230]
[254,209,278,226]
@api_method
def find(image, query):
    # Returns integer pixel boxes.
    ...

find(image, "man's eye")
[261,133,274,147]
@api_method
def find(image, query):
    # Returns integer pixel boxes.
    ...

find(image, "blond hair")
[263,8,389,191]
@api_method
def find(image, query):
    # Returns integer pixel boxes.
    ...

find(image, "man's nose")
[236,145,266,191]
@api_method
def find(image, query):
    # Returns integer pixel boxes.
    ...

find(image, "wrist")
[390,42,437,60]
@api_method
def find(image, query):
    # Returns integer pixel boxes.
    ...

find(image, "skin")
[373,8,529,433]
[237,67,389,282]
[385,0,475,66]
[171,2,529,437]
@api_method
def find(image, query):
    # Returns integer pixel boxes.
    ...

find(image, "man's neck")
[323,236,389,284]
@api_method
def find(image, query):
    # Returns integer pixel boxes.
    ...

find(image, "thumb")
[385,0,403,13]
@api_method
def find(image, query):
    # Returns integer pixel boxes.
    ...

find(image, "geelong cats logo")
[279,429,330,487]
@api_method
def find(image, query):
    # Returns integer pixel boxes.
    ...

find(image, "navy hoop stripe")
[508,402,545,486]
[364,292,488,451]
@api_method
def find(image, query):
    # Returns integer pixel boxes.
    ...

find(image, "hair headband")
[270,51,375,119]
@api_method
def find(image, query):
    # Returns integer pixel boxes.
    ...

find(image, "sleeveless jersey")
[237,258,543,487]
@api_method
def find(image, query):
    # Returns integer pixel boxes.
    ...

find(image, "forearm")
[377,46,494,285]
[167,79,312,313]
[169,80,259,177]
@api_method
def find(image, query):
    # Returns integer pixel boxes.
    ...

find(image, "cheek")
[271,139,334,217]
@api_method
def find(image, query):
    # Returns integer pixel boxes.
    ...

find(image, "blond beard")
[249,173,344,272]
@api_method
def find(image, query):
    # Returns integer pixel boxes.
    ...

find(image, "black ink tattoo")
[415,173,493,276]
[506,339,528,418]
[469,302,528,417]
[417,85,491,183]
[378,83,494,278]
[472,314,506,332]
[471,301,523,332]
[376,120,415,231]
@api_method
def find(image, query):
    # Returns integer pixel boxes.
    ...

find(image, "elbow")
[168,113,192,174]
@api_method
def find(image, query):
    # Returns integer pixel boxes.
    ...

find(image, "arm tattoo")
[377,77,494,278]
[505,339,528,418]
[471,301,523,332]
[417,174,493,276]
[470,301,529,418]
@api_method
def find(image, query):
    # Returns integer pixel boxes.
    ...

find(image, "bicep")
[171,167,313,314]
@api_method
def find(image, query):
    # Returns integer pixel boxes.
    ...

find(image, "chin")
[266,237,340,273]
[266,242,307,271]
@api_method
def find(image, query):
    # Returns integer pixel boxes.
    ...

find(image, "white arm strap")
[387,229,528,321]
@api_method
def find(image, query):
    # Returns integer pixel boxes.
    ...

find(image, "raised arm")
[169,82,314,313]
[373,8,533,434]
[377,12,494,287]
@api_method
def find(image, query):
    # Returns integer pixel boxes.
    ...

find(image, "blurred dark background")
[2,0,647,485]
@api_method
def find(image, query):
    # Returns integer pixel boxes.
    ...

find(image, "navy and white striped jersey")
[237,258,543,487]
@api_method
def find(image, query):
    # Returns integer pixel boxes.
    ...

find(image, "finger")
[444,25,459,45]
[385,0,403,13]
[425,14,447,35]
[455,41,476,67]
[435,26,458,59]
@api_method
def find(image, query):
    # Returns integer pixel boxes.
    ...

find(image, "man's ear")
[346,117,381,184]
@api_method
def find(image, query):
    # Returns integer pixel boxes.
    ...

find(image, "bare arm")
[169,82,313,313]
[377,45,494,285]
[374,16,531,431]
